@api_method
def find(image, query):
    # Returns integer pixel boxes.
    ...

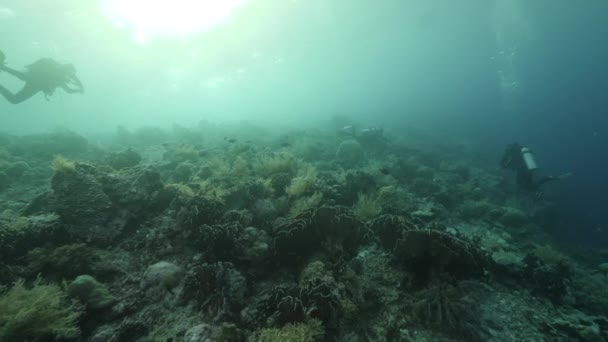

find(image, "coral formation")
[272,206,369,265]
[68,274,116,310]
[0,278,80,341]
[106,148,142,170]
[394,229,488,284]
[252,319,324,342]
[0,125,603,341]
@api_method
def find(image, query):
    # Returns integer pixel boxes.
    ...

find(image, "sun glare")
[103,0,247,42]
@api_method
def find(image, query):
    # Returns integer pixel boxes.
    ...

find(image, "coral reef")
[272,206,369,265]
[394,229,489,285]
[0,125,604,341]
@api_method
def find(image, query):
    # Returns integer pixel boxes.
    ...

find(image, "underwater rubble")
[0,125,607,342]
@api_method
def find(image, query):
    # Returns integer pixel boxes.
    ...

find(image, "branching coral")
[353,192,381,221]
[256,276,342,336]
[286,164,317,198]
[409,280,491,341]
[254,151,297,177]
[253,319,324,342]
[231,156,252,178]
[289,192,322,217]
[165,183,195,200]
[51,154,76,173]
[194,179,230,203]
[0,278,80,341]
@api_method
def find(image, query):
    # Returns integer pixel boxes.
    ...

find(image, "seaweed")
[0,277,80,341]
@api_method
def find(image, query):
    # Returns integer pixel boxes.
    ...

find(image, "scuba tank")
[521,147,538,171]
[339,125,356,136]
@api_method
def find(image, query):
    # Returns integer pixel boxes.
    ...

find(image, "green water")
[2,1,608,341]
[1,0,507,135]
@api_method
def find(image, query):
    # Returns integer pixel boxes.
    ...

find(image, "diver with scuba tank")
[0,50,84,104]
[500,142,571,194]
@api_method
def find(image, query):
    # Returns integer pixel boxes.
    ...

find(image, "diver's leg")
[0,84,38,104]
[533,176,556,190]
[0,85,18,103]
[0,66,27,81]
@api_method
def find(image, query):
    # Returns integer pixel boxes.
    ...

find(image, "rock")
[4,160,29,178]
[68,275,116,310]
[106,148,142,170]
[50,163,166,244]
[492,251,524,267]
[16,130,88,159]
[173,162,195,182]
[394,229,488,282]
[498,207,528,227]
[51,164,113,242]
[141,261,183,290]
[0,213,64,262]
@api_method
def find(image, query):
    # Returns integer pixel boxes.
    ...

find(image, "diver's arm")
[60,84,79,94]
[0,65,27,81]
[532,175,556,190]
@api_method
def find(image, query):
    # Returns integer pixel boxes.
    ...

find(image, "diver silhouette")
[500,142,571,195]
[0,50,84,104]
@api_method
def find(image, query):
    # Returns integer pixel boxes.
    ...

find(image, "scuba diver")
[338,125,391,154]
[339,125,389,146]
[500,142,571,194]
[0,50,84,104]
